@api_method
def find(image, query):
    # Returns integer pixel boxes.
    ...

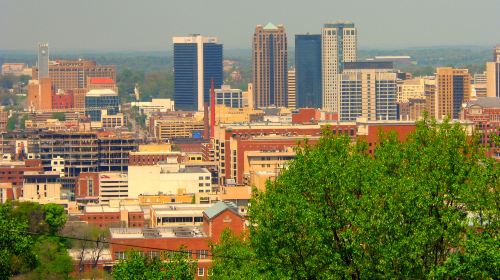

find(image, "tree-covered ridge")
[211,119,499,279]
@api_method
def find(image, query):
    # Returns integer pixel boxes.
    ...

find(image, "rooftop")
[204,201,238,220]
[86,89,118,97]
[469,97,500,108]
[110,226,206,239]
[89,77,115,84]
[263,22,278,30]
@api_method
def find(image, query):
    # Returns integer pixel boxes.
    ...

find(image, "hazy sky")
[1,0,499,51]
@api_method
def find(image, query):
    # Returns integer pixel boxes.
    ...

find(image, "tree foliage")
[0,202,70,279]
[212,119,499,279]
[112,250,196,280]
[51,112,66,121]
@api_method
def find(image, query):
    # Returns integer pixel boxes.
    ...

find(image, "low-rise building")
[109,201,245,278]
[79,204,144,228]
[150,204,210,227]
[128,157,212,197]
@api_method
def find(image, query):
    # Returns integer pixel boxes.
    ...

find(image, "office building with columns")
[322,22,357,113]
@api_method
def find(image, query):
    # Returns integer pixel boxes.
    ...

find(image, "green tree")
[51,112,66,121]
[19,113,29,129]
[245,119,499,279]
[0,203,37,278]
[7,113,17,131]
[43,204,68,235]
[27,237,73,280]
[112,250,196,280]
[210,229,272,279]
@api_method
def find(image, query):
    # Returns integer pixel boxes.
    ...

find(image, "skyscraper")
[37,43,49,80]
[287,68,296,109]
[486,45,500,97]
[252,23,288,108]
[435,67,471,119]
[340,62,398,121]
[173,35,223,111]
[295,34,322,109]
[322,22,357,113]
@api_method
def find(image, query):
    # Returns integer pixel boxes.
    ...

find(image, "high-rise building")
[252,23,288,108]
[435,67,471,120]
[37,43,49,80]
[173,35,223,111]
[322,22,357,113]
[287,68,296,109]
[340,62,398,121]
[486,45,500,98]
[295,34,322,109]
[32,60,115,91]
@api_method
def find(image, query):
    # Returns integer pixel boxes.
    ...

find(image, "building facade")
[252,23,288,108]
[322,22,357,113]
[37,43,49,79]
[435,67,471,120]
[173,35,223,111]
[85,89,120,121]
[287,68,296,109]
[295,34,322,109]
[214,85,244,108]
[340,62,398,121]
[486,46,500,98]
[32,59,116,91]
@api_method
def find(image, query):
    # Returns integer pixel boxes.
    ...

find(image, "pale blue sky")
[0,0,499,51]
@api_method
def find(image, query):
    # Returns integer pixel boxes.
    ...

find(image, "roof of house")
[469,97,500,108]
[203,201,239,220]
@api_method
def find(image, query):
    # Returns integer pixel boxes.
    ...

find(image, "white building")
[99,172,128,204]
[322,22,357,113]
[128,157,212,198]
[130,99,175,115]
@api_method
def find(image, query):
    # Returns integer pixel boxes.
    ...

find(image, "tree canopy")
[0,202,70,279]
[112,250,196,280]
[211,119,499,279]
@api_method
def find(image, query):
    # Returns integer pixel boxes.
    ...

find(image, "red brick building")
[292,108,338,124]
[109,201,245,279]
[79,205,145,229]
[213,121,417,184]
[52,91,74,110]
[76,172,100,203]
[462,97,500,159]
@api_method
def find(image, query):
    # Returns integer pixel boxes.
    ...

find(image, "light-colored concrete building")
[435,67,471,120]
[340,62,398,121]
[99,172,128,204]
[397,78,426,103]
[21,171,61,202]
[322,22,357,113]
[130,99,175,115]
[150,204,210,227]
[128,157,212,198]
[486,46,500,98]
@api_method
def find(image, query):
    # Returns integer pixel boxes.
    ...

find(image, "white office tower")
[321,22,357,113]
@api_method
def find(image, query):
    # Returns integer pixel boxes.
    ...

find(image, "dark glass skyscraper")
[295,34,322,108]
[173,35,222,111]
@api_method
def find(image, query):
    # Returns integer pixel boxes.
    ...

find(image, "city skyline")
[1,0,499,51]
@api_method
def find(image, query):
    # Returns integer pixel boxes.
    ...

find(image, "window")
[196,250,209,259]
[198,267,204,276]
[115,251,125,260]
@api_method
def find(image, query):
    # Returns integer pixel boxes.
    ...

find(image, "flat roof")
[110,226,206,239]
